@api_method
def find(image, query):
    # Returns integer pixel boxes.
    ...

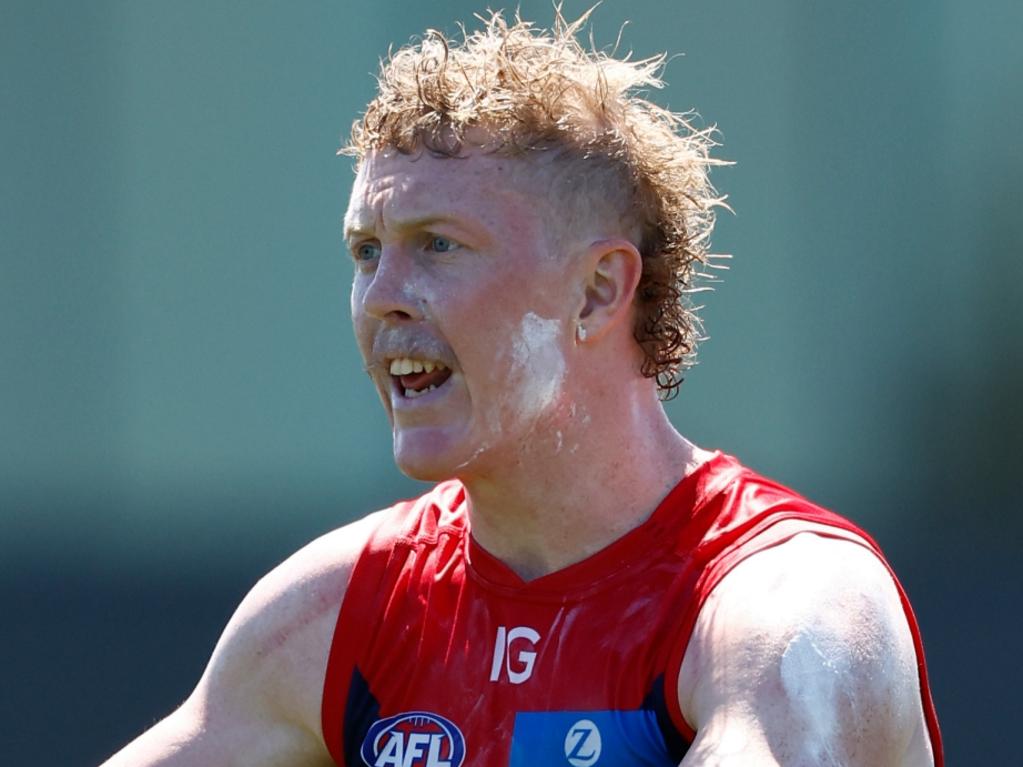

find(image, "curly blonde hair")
[342,9,727,398]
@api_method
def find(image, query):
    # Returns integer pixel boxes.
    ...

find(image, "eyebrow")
[344,214,483,242]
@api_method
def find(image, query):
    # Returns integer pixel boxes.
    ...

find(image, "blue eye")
[429,235,460,253]
[354,241,380,262]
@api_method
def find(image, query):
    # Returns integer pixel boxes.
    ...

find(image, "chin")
[394,453,452,483]
[391,426,481,483]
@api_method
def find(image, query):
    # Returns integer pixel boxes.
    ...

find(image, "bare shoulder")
[227,508,387,656]
[678,532,935,767]
[200,508,388,722]
[100,509,386,767]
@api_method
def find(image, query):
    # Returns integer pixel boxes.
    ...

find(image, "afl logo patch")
[361,711,466,767]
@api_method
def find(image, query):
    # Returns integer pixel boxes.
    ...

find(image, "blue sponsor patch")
[509,710,675,767]
[360,710,466,767]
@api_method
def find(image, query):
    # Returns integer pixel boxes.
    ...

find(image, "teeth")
[404,384,438,399]
[388,357,448,376]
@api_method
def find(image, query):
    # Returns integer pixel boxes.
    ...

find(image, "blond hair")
[342,9,727,398]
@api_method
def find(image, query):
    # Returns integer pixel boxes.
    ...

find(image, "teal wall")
[4,1,1020,762]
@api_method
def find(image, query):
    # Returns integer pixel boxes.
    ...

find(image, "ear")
[576,238,643,342]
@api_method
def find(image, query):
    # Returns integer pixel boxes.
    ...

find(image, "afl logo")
[360,711,466,767]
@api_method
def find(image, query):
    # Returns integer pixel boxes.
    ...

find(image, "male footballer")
[101,10,942,766]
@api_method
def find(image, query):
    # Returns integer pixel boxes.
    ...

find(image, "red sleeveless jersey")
[321,452,943,766]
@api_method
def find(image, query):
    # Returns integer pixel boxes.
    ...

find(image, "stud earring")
[576,323,587,343]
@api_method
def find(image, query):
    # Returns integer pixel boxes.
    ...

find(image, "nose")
[356,246,424,322]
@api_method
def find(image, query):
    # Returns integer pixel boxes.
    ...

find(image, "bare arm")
[677,532,935,767]
[99,512,383,767]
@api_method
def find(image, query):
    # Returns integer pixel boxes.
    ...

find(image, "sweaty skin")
[678,528,935,766]
[99,148,935,766]
[345,148,694,580]
[98,522,935,766]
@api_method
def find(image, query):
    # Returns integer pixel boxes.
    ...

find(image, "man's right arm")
[99,511,385,767]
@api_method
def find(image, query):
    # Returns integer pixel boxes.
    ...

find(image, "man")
[101,11,942,766]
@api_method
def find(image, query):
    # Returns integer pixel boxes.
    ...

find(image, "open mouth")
[389,357,454,399]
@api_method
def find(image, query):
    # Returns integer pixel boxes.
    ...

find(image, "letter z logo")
[563,719,602,767]
[488,625,541,684]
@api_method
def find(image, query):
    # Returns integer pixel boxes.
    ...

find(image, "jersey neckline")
[461,450,739,599]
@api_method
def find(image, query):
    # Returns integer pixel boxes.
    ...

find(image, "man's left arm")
[676,532,935,766]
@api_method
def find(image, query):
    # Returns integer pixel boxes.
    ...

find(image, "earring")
[576,323,587,343]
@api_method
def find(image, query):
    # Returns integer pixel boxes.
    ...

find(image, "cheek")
[350,286,374,355]
[464,268,536,315]
[452,265,561,352]
[349,278,363,320]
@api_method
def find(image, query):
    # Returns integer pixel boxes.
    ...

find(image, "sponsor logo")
[489,625,541,684]
[360,711,466,767]
[509,710,674,767]
[563,719,602,767]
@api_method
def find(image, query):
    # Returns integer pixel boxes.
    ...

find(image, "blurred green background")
[3,1,1020,762]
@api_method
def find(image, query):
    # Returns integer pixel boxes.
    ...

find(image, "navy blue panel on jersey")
[344,666,381,767]
[509,710,675,767]
[642,674,691,763]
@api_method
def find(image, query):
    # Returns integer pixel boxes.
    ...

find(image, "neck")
[459,380,711,581]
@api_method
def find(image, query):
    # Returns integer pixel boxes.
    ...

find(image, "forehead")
[344,149,554,236]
